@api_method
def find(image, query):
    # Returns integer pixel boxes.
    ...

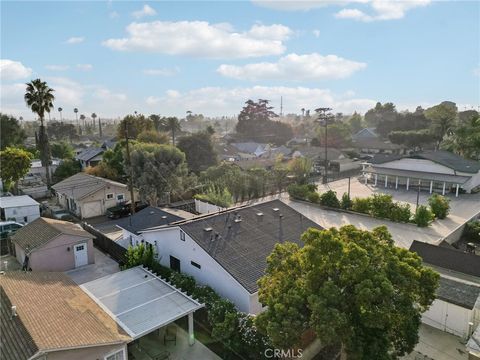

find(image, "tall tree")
[24,78,54,186]
[117,114,154,140]
[79,114,86,130]
[0,114,26,150]
[288,157,312,185]
[91,113,97,132]
[425,101,458,149]
[58,107,63,121]
[442,114,480,160]
[47,121,77,141]
[348,112,363,134]
[158,117,181,146]
[177,131,217,173]
[73,107,79,133]
[256,225,439,359]
[0,147,32,193]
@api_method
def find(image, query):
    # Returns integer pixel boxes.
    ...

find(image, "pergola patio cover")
[81,266,203,339]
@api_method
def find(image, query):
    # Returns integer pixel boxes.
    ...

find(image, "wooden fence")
[81,222,127,265]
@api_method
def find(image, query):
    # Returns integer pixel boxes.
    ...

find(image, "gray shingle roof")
[436,277,480,309]
[116,206,184,234]
[409,240,480,278]
[179,199,322,293]
[52,173,127,200]
[76,147,104,162]
[11,217,93,251]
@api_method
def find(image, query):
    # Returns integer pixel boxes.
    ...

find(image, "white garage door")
[82,201,103,218]
[422,299,470,338]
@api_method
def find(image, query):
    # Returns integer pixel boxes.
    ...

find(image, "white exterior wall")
[194,199,226,214]
[376,158,455,174]
[463,171,480,192]
[3,205,40,224]
[141,227,256,313]
[422,299,474,338]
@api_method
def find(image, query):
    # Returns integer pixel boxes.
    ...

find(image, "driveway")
[66,246,120,284]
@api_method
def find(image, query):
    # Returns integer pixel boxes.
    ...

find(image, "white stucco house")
[0,195,40,224]
[363,150,480,196]
[131,199,321,314]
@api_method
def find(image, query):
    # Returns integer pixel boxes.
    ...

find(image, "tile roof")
[0,272,130,355]
[409,240,480,278]
[436,277,480,309]
[116,206,184,234]
[11,217,93,251]
[76,147,104,162]
[0,287,38,360]
[179,199,322,293]
[52,172,127,200]
[0,195,39,208]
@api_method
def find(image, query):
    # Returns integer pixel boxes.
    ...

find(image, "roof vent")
[11,306,17,318]
[161,215,168,219]
[234,215,242,223]
[256,212,264,217]
[204,227,213,232]
[150,211,155,215]
[272,208,279,212]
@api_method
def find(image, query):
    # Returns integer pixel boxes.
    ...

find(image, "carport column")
[188,312,195,346]
[385,175,388,188]
[365,174,368,185]
[395,176,398,189]
[429,180,433,194]
[406,177,410,191]
[442,182,446,196]
[374,174,378,186]
[455,184,459,197]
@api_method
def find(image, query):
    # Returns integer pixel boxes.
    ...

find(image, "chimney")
[11,305,17,318]
[256,212,264,222]
[272,207,280,216]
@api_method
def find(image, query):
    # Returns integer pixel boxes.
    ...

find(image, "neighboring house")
[0,271,130,360]
[409,241,480,339]
[27,158,61,181]
[351,137,404,155]
[101,138,117,150]
[11,217,95,271]
[52,173,131,218]
[75,147,104,169]
[138,199,322,314]
[363,150,480,195]
[0,195,40,224]
[231,142,270,158]
[18,175,50,199]
[351,127,378,141]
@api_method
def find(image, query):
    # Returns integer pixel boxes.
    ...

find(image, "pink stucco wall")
[27,234,95,272]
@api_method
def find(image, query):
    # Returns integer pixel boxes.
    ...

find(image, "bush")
[340,193,352,210]
[307,192,320,203]
[370,194,394,219]
[287,184,316,200]
[465,220,480,242]
[414,205,434,227]
[351,197,371,214]
[390,203,412,223]
[319,190,340,208]
[428,194,450,219]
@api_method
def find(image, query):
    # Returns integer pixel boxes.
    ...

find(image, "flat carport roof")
[81,266,203,339]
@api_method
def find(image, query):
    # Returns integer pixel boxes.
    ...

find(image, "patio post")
[406,177,410,191]
[365,174,368,185]
[374,174,377,186]
[442,182,446,196]
[455,184,459,197]
[188,313,195,346]
[395,176,398,189]
[385,175,388,188]
[429,181,433,194]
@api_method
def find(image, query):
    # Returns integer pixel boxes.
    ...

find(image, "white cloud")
[109,11,119,19]
[145,85,377,116]
[46,77,85,106]
[93,88,127,102]
[143,67,179,76]
[103,21,291,58]
[312,29,321,38]
[76,64,93,71]
[0,59,33,80]
[217,53,366,81]
[132,4,157,19]
[65,36,85,44]
[45,64,70,71]
[253,0,430,21]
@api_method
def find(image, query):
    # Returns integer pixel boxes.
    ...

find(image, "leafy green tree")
[123,243,156,269]
[194,186,232,208]
[351,197,371,214]
[319,190,340,208]
[315,121,352,147]
[288,157,312,185]
[158,116,181,146]
[364,102,397,135]
[0,114,26,150]
[117,114,154,140]
[50,142,74,159]
[442,115,480,160]
[236,99,293,145]
[340,192,352,210]
[257,225,439,359]
[388,129,435,151]
[425,101,457,149]
[177,131,218,173]
[427,194,450,219]
[0,147,32,192]
[52,159,81,183]
[414,205,434,227]
[24,78,54,186]
[47,121,77,141]
[348,112,363,134]
[137,130,169,144]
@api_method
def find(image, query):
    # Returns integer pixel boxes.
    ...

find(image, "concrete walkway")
[66,246,120,284]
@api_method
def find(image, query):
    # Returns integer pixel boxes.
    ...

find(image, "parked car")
[0,221,24,239]
[106,201,148,219]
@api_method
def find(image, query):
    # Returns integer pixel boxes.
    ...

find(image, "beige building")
[52,173,132,218]
[0,271,130,360]
[11,217,95,271]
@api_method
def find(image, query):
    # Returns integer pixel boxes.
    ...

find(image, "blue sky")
[1,0,479,120]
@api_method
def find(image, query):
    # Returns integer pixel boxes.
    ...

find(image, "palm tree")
[74,107,79,130]
[24,79,54,186]
[58,107,63,121]
[161,117,181,146]
[91,113,97,132]
[80,114,86,129]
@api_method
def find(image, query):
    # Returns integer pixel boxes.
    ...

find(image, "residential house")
[27,158,61,181]
[351,127,378,141]
[351,128,405,155]
[409,241,480,340]
[0,271,130,360]
[0,195,40,224]
[75,147,104,169]
[363,150,480,195]
[11,217,95,271]
[231,142,270,158]
[292,146,361,174]
[52,173,132,218]
[138,199,322,314]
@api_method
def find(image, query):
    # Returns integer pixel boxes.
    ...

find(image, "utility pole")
[124,121,135,214]
[280,96,283,116]
[315,107,333,184]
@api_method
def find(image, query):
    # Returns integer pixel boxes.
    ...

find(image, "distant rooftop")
[116,206,185,235]
[436,277,480,309]
[52,172,127,200]
[0,195,39,208]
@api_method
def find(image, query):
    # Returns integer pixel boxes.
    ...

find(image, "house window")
[106,193,114,200]
[105,349,124,360]
[116,194,125,201]
[180,230,185,241]
[191,261,201,269]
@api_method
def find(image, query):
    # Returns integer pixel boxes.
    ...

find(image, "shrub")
[351,197,371,214]
[465,220,480,242]
[428,194,450,219]
[287,184,315,200]
[307,192,320,203]
[370,194,394,219]
[340,193,352,210]
[414,205,434,227]
[390,203,412,223]
[319,190,340,208]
